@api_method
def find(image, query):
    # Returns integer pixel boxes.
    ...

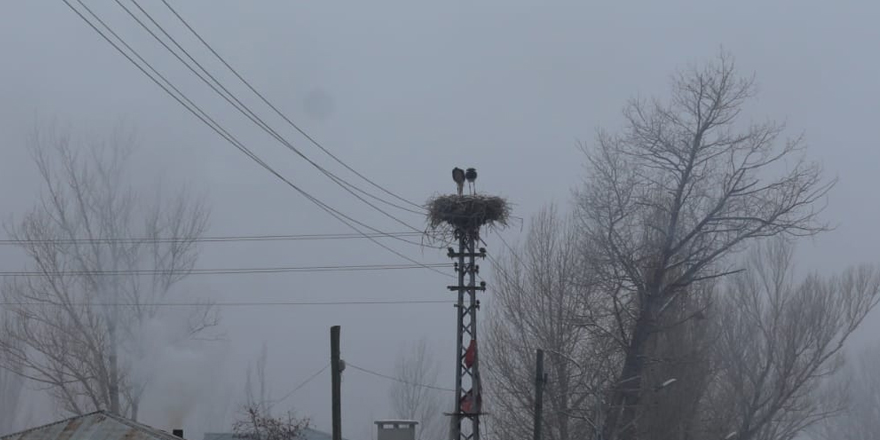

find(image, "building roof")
[204,428,350,440]
[373,420,418,425]
[1,412,183,440]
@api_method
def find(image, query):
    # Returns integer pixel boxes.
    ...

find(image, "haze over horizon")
[1,2,878,440]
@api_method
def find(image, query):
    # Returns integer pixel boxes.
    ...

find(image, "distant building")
[1,411,408,440]
[205,420,415,440]
[0,412,185,440]
[373,421,417,440]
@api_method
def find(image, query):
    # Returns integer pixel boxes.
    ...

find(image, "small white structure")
[374,420,418,440]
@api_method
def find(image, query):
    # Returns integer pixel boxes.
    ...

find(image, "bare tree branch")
[389,337,444,440]
[574,51,835,440]
[0,122,217,420]
[233,405,310,440]
[702,238,879,440]
[486,205,613,440]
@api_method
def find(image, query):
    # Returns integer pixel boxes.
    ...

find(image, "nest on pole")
[425,194,510,242]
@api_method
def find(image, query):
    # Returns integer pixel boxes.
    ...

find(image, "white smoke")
[130,312,231,437]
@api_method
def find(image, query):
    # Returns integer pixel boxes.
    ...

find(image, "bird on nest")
[465,168,477,194]
[452,167,465,196]
[452,167,478,195]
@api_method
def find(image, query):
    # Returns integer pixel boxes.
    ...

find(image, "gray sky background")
[1,1,878,439]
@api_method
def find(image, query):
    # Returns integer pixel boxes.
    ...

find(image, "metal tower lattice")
[447,227,486,440]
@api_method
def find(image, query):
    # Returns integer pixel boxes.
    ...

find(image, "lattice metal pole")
[448,226,486,440]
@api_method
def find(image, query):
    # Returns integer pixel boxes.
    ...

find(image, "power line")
[478,235,529,289]
[61,0,450,278]
[0,231,422,246]
[270,363,330,407]
[64,0,426,250]
[117,0,426,233]
[125,0,426,223]
[157,0,426,213]
[0,300,454,308]
[0,263,449,277]
[347,361,455,393]
[492,233,528,270]
[90,0,428,251]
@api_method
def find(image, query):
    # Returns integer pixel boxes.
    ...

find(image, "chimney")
[374,420,417,440]
[172,430,184,438]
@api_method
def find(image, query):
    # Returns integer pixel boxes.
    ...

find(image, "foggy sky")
[1,1,878,440]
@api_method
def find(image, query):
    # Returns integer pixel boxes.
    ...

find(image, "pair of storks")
[452,167,477,196]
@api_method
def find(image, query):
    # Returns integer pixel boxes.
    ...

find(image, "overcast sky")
[1,1,879,439]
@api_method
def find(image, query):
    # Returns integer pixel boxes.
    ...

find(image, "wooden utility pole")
[533,349,546,440]
[331,325,342,440]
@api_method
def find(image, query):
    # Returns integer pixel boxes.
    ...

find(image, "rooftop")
[1,412,183,440]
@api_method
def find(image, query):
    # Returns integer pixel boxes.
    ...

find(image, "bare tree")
[485,205,611,440]
[244,342,272,416]
[704,239,879,440]
[574,52,834,440]
[235,344,310,440]
[389,338,444,440]
[233,406,310,440]
[810,342,880,440]
[0,123,217,420]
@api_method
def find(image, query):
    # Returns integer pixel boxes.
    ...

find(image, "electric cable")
[0,299,455,307]
[61,0,450,278]
[270,363,331,406]
[0,231,421,246]
[158,0,426,213]
[118,0,426,232]
[347,361,455,393]
[0,263,450,277]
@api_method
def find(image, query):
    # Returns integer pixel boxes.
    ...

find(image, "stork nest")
[425,194,510,241]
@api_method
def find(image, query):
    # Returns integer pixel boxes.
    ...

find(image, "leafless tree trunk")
[0,333,25,434]
[704,238,879,440]
[634,281,716,440]
[574,52,834,440]
[0,123,217,420]
[485,206,611,440]
[389,337,444,440]
[245,342,272,416]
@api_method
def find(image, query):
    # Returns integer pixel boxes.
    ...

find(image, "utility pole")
[331,325,342,440]
[533,349,546,440]
[431,167,507,440]
[446,226,486,440]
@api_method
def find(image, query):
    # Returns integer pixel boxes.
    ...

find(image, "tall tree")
[574,52,834,440]
[704,239,879,440]
[485,206,609,440]
[0,123,217,420]
[389,338,444,440]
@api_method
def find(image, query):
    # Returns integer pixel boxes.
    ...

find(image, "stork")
[465,168,477,194]
[452,167,465,196]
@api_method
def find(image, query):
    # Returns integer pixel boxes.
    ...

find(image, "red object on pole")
[464,339,477,368]
[461,389,474,413]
